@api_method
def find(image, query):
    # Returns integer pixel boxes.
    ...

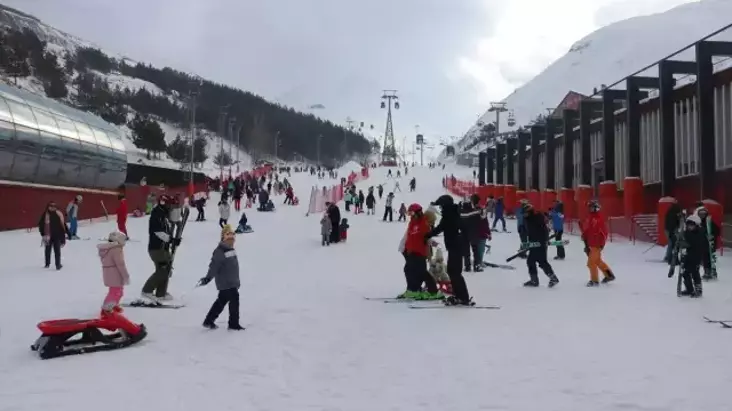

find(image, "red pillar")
[476,186,491,206]
[494,184,505,202]
[560,188,575,220]
[504,185,517,216]
[575,185,593,225]
[657,197,676,246]
[623,177,644,218]
[541,189,557,213]
[599,181,619,217]
[485,183,495,199]
[528,189,540,208]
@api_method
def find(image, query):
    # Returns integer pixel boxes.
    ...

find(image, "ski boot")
[443,296,475,306]
[523,279,539,287]
[692,282,703,298]
[586,280,600,287]
[464,265,472,272]
[548,276,559,288]
[414,291,445,301]
[474,264,483,272]
[601,270,616,284]
[396,290,422,300]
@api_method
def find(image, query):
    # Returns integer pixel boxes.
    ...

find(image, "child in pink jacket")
[98,231,130,314]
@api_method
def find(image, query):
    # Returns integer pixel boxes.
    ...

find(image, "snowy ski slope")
[1,165,732,411]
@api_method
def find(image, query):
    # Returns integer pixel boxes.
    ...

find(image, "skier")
[320,212,332,246]
[397,203,441,300]
[460,197,482,272]
[491,196,506,232]
[664,200,684,264]
[365,188,376,215]
[140,195,179,302]
[218,198,231,228]
[427,195,474,305]
[394,181,401,192]
[116,193,128,238]
[521,202,559,287]
[38,201,66,270]
[98,231,130,314]
[675,214,706,297]
[580,200,615,286]
[397,203,407,222]
[383,193,394,222]
[66,194,82,240]
[549,201,565,260]
[693,206,719,280]
[199,225,245,330]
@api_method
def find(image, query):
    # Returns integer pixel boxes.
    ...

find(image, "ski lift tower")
[380,89,399,166]
[487,102,508,138]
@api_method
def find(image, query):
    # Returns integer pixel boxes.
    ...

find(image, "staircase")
[633,214,659,244]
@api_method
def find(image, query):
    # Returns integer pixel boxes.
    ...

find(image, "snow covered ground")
[1,164,732,411]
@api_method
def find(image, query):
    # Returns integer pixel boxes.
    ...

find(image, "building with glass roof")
[0,82,128,190]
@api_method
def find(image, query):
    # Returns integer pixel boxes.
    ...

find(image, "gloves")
[198,277,212,286]
[171,237,182,247]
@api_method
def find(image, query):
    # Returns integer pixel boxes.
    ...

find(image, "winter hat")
[220,224,235,241]
[108,231,127,246]
[686,215,702,226]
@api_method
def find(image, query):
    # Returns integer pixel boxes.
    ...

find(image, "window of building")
[11,125,41,183]
[0,96,14,123]
[36,131,64,184]
[52,114,81,141]
[5,99,39,130]
[29,107,61,136]
[714,82,732,169]
[92,127,113,148]
[675,97,699,178]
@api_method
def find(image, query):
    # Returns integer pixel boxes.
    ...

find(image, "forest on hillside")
[0,26,374,167]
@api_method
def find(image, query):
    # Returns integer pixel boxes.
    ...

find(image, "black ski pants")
[555,231,565,259]
[517,226,528,259]
[463,240,480,268]
[44,239,62,268]
[329,219,340,243]
[403,252,437,293]
[527,245,555,282]
[196,205,205,221]
[446,247,470,301]
[383,206,393,222]
[204,288,240,327]
[681,263,702,293]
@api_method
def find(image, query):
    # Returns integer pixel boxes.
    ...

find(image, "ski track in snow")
[1,165,731,411]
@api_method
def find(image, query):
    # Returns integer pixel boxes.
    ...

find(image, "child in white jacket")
[218,199,231,228]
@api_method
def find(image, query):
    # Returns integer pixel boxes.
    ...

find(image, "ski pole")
[642,242,656,254]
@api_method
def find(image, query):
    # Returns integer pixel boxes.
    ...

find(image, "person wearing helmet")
[521,202,559,287]
[692,206,719,280]
[427,195,474,305]
[397,203,440,300]
[581,200,615,287]
[674,214,706,297]
[140,194,180,303]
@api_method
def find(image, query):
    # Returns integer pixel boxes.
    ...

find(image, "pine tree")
[130,114,167,159]
[192,135,208,167]
[213,151,233,167]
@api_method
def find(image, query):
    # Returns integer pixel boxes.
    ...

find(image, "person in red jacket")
[116,193,129,238]
[402,203,440,298]
[581,200,615,286]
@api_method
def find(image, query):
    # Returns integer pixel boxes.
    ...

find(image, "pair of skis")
[703,317,732,328]
[364,297,500,310]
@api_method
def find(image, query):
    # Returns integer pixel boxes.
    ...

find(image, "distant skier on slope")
[581,200,615,287]
[521,202,559,288]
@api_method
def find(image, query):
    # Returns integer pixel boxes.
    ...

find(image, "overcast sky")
[4,0,697,143]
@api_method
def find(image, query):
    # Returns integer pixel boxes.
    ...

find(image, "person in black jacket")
[694,206,720,280]
[38,201,67,270]
[522,203,559,287]
[141,195,180,302]
[460,194,483,272]
[327,202,341,244]
[676,214,706,297]
[427,195,474,306]
[663,201,684,264]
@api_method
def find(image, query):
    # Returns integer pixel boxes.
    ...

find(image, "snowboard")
[703,316,732,328]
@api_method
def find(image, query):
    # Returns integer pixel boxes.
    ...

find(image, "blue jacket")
[494,199,504,217]
[549,207,564,232]
[515,207,524,227]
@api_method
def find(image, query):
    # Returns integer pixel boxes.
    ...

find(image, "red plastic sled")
[31,312,147,359]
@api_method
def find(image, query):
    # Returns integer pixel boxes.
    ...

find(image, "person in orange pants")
[581,200,615,287]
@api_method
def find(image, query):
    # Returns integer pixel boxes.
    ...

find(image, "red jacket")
[404,216,430,257]
[582,212,607,248]
[117,199,128,222]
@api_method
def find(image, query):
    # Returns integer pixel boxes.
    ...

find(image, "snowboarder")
[581,200,615,286]
[427,195,474,305]
[38,201,66,270]
[98,231,130,314]
[199,225,245,330]
[521,202,559,288]
[140,195,178,302]
[676,214,706,297]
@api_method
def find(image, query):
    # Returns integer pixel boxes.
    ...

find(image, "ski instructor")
[141,195,180,303]
[426,195,474,306]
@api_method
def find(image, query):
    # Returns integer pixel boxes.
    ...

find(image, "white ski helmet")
[686,214,702,226]
[108,231,127,245]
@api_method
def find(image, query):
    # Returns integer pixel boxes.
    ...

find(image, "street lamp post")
[187,86,198,197]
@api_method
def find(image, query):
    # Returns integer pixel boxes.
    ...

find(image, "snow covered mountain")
[449,0,732,157]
